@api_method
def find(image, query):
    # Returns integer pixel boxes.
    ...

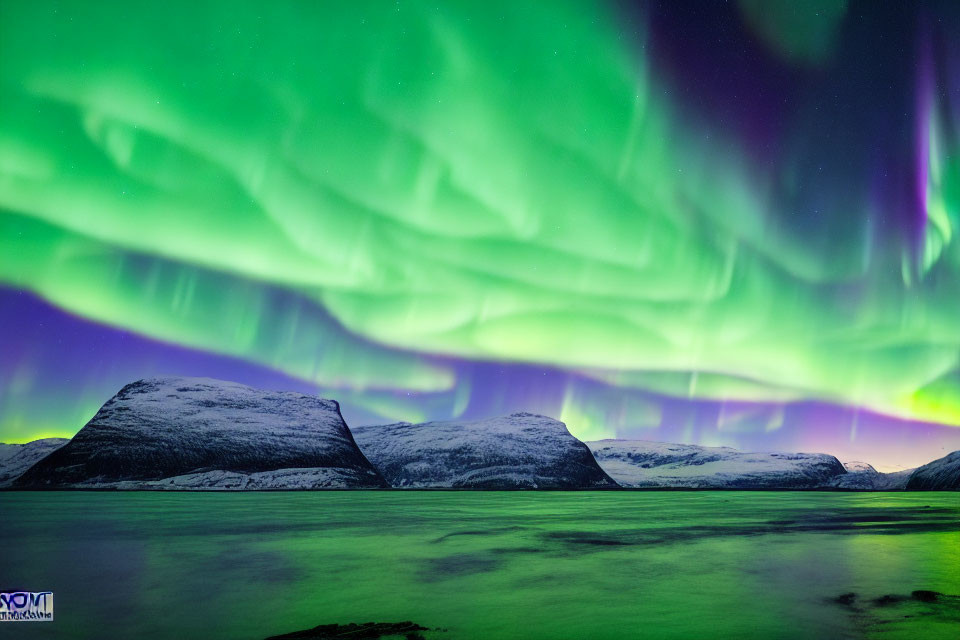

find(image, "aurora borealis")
[2,0,959,469]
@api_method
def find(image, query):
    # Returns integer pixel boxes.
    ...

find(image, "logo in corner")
[0,591,54,622]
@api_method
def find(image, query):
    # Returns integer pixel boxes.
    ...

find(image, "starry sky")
[1,0,959,470]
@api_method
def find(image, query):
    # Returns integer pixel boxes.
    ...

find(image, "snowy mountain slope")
[0,438,68,487]
[107,467,376,490]
[352,413,618,489]
[14,377,387,489]
[872,469,914,490]
[586,440,847,489]
[832,461,912,490]
[906,451,960,490]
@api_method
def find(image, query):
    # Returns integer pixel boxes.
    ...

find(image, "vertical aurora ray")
[1,0,959,467]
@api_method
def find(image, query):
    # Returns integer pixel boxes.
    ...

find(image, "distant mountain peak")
[842,461,878,474]
[586,439,846,489]
[0,438,69,487]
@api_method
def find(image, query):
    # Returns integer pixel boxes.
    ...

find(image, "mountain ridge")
[2,376,956,491]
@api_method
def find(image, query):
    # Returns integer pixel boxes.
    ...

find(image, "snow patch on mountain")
[842,461,876,474]
[108,467,375,490]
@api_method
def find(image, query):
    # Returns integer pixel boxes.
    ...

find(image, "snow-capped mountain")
[14,377,387,489]
[842,461,875,474]
[0,438,68,487]
[832,461,912,490]
[352,413,618,489]
[5,376,948,492]
[905,450,960,490]
[586,440,847,489]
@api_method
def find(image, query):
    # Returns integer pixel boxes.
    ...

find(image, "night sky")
[2,0,959,470]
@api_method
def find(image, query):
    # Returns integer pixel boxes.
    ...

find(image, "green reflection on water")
[0,492,958,639]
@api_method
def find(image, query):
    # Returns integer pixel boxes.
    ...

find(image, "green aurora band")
[1,0,959,441]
